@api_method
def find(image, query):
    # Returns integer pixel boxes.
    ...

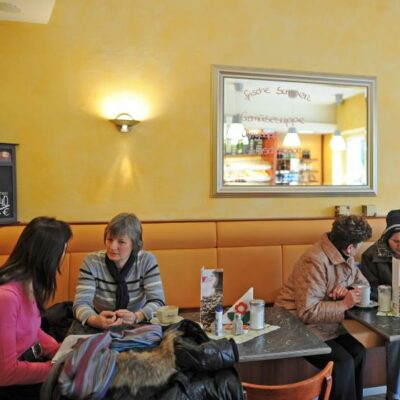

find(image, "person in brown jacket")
[275,215,372,400]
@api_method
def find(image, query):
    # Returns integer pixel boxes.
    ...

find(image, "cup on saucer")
[156,305,179,324]
[353,284,371,307]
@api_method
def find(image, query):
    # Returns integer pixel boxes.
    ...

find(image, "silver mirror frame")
[212,65,377,197]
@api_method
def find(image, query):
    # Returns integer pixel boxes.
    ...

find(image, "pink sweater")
[0,281,60,386]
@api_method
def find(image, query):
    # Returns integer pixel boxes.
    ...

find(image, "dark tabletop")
[347,307,400,342]
[182,306,331,363]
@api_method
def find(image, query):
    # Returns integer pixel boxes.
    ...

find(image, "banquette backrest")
[0,218,387,309]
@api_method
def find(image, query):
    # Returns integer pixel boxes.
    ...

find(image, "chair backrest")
[242,361,333,400]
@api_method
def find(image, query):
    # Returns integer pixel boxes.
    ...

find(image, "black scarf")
[105,251,136,309]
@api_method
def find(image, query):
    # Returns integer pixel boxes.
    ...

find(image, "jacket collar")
[321,233,352,266]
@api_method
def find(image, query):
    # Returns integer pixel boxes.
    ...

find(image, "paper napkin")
[222,287,254,324]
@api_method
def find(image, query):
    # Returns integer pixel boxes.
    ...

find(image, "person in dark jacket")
[361,209,400,400]
[362,209,400,301]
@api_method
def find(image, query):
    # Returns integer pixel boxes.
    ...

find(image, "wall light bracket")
[110,113,140,133]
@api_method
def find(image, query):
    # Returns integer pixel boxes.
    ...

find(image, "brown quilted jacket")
[274,233,369,341]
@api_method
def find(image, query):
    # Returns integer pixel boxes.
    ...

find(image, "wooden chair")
[242,361,333,400]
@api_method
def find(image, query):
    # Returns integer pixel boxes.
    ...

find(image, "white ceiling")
[0,0,56,24]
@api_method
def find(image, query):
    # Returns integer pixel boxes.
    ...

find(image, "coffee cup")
[353,284,370,307]
[156,305,179,324]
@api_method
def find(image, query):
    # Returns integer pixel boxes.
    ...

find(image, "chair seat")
[242,361,333,400]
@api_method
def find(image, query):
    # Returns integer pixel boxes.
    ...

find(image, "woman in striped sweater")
[73,213,165,330]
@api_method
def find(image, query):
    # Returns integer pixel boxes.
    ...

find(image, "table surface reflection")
[182,307,331,363]
[347,307,400,342]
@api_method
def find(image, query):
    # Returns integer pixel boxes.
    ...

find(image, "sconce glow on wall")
[110,113,140,133]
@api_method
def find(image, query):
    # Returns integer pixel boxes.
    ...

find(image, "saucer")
[150,316,184,326]
[355,300,378,309]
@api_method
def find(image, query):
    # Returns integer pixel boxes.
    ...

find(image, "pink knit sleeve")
[0,288,53,385]
[38,328,60,358]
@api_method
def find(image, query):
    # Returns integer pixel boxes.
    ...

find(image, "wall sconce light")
[110,113,139,133]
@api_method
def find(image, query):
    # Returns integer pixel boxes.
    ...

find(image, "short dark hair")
[329,215,372,250]
[0,217,72,313]
[104,213,143,254]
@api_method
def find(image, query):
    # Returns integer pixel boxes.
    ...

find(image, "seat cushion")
[217,246,282,304]
[152,248,217,308]
[0,225,25,255]
[144,222,217,250]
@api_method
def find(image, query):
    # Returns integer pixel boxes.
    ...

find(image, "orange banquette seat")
[0,217,387,348]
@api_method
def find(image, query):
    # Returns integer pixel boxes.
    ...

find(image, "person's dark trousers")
[0,383,42,400]
[305,333,366,400]
[386,340,400,400]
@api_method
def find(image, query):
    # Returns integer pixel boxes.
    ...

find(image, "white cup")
[156,305,179,324]
[353,284,370,307]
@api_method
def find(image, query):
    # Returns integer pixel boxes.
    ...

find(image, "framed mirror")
[212,65,377,196]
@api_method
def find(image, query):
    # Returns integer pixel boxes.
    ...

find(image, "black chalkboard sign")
[0,143,17,224]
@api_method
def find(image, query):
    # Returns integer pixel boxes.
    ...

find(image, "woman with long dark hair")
[0,216,72,400]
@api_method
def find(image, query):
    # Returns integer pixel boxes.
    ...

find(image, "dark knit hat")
[384,209,400,241]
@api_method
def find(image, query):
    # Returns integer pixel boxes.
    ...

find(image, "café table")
[346,307,400,341]
[66,307,331,387]
[346,306,396,392]
[183,307,331,385]
[182,306,331,362]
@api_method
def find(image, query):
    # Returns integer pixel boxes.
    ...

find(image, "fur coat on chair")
[41,320,244,400]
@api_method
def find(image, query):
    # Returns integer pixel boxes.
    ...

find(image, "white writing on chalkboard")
[0,192,10,217]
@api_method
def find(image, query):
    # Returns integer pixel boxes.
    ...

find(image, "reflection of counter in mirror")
[212,65,377,196]
[223,154,273,185]
[274,147,320,186]
[298,158,320,185]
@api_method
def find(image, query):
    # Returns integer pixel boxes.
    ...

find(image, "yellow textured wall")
[0,0,399,222]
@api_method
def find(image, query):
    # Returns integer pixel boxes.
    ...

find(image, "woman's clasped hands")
[87,309,144,330]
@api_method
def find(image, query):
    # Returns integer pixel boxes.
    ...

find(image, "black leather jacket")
[157,319,243,400]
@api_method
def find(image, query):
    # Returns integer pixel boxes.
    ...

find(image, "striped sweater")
[73,250,165,323]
